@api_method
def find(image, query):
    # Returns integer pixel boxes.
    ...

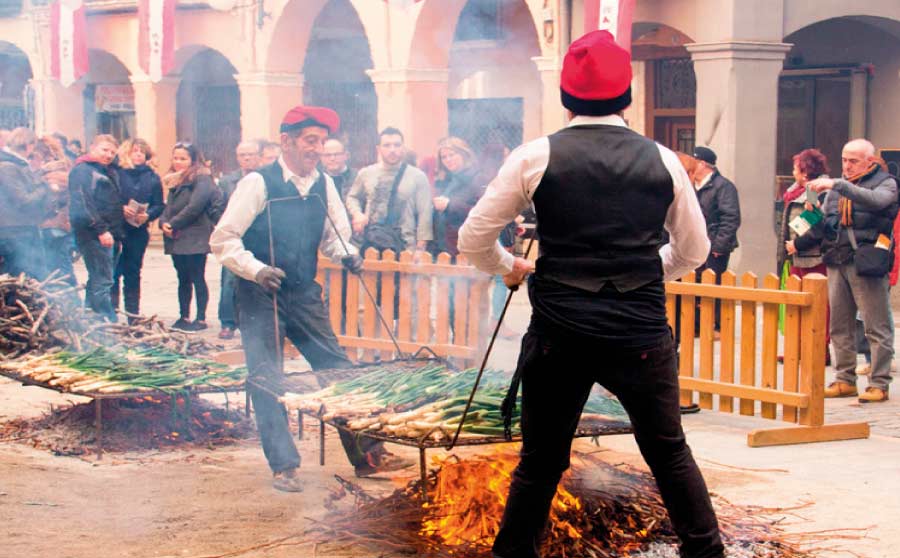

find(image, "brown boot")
[824,381,858,398]
[858,387,889,403]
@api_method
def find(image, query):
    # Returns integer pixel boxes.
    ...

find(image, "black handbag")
[363,163,408,253]
[849,228,894,277]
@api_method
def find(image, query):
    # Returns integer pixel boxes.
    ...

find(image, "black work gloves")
[255,266,286,292]
[342,254,364,275]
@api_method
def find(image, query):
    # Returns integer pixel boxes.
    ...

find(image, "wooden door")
[654,116,696,154]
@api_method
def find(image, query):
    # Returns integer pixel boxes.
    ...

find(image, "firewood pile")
[0,396,254,456]
[0,272,220,360]
[301,452,857,558]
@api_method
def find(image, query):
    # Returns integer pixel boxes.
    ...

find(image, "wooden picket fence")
[315,248,492,367]
[667,269,869,447]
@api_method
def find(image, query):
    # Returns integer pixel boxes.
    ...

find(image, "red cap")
[560,30,633,116]
[280,106,340,134]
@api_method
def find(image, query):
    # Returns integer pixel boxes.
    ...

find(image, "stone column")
[532,56,567,134]
[234,72,304,141]
[366,67,449,156]
[849,69,868,140]
[687,41,792,274]
[130,75,180,170]
[31,78,85,140]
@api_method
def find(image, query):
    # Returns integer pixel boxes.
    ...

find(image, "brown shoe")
[272,468,304,492]
[218,327,235,340]
[824,381,858,398]
[859,387,889,403]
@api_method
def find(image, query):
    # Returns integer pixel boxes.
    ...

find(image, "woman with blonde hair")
[114,138,164,319]
[159,142,216,330]
[430,136,481,256]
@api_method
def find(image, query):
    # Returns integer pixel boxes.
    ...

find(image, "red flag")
[50,0,88,87]
[139,0,176,82]
[583,0,635,51]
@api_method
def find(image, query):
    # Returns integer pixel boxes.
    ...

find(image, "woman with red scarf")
[780,148,831,362]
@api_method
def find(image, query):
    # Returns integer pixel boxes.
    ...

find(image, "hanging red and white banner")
[583,0,636,51]
[139,0,176,82]
[50,0,88,87]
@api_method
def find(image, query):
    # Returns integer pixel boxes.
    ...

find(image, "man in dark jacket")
[68,134,123,321]
[0,128,56,278]
[811,139,897,403]
[691,146,741,331]
[215,140,261,339]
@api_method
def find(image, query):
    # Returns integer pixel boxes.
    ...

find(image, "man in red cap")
[211,106,412,492]
[458,31,725,558]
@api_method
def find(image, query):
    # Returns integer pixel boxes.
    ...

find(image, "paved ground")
[1,243,899,557]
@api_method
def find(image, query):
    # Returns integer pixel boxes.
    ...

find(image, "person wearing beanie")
[458,30,725,558]
[210,106,413,493]
[690,145,741,333]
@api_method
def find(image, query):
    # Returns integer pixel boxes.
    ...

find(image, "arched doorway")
[83,50,134,142]
[176,48,241,175]
[778,16,900,187]
[447,0,542,153]
[302,0,377,167]
[631,23,697,153]
[0,41,33,129]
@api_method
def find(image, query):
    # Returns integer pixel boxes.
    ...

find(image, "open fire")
[312,450,825,558]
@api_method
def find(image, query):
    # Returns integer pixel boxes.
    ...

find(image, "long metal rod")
[445,234,536,451]
[265,201,284,371]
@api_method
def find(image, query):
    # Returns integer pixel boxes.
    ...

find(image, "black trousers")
[492,329,724,558]
[237,279,383,473]
[171,253,209,321]
[112,227,150,315]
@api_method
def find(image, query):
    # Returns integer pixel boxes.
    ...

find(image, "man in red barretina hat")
[211,106,413,493]
[458,31,725,558]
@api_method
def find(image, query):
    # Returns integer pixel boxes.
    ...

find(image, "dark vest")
[533,125,674,292]
[242,162,327,287]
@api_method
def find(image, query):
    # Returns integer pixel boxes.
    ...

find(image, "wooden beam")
[665,281,813,306]
[678,377,809,408]
[748,422,870,447]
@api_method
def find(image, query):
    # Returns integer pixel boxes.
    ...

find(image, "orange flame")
[420,452,585,548]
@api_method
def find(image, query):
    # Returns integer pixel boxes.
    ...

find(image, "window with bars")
[654,58,696,110]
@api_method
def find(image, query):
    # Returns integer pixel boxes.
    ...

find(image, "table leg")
[319,419,325,466]
[298,411,304,440]
[419,447,427,500]
[94,399,103,460]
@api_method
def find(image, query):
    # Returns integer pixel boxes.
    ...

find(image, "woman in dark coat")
[114,138,164,319]
[159,142,215,331]
[431,136,482,257]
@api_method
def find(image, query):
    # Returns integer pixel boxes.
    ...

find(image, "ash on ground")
[0,396,255,455]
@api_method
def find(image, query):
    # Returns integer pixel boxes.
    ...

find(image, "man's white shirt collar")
[567,114,629,129]
[277,155,319,192]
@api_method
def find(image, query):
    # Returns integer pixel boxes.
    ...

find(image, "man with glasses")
[320,138,356,203]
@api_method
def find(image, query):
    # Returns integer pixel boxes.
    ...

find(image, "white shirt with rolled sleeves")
[210,155,358,281]
[457,114,710,281]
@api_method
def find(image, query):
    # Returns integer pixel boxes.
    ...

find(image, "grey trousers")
[828,264,894,390]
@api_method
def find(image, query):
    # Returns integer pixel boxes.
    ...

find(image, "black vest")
[533,125,674,292]
[242,162,327,287]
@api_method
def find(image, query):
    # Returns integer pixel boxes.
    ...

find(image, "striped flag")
[50,0,88,87]
[139,0,176,82]
[583,0,635,51]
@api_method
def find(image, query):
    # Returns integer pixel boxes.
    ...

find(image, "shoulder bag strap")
[382,163,408,226]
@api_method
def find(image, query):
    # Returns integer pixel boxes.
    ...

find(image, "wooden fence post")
[799,273,827,428]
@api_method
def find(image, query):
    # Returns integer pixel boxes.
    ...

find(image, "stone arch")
[174,47,241,174]
[777,16,900,177]
[783,3,900,39]
[628,23,697,149]
[83,49,135,141]
[302,0,378,166]
[447,0,543,148]
[410,0,546,69]
[0,41,34,129]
